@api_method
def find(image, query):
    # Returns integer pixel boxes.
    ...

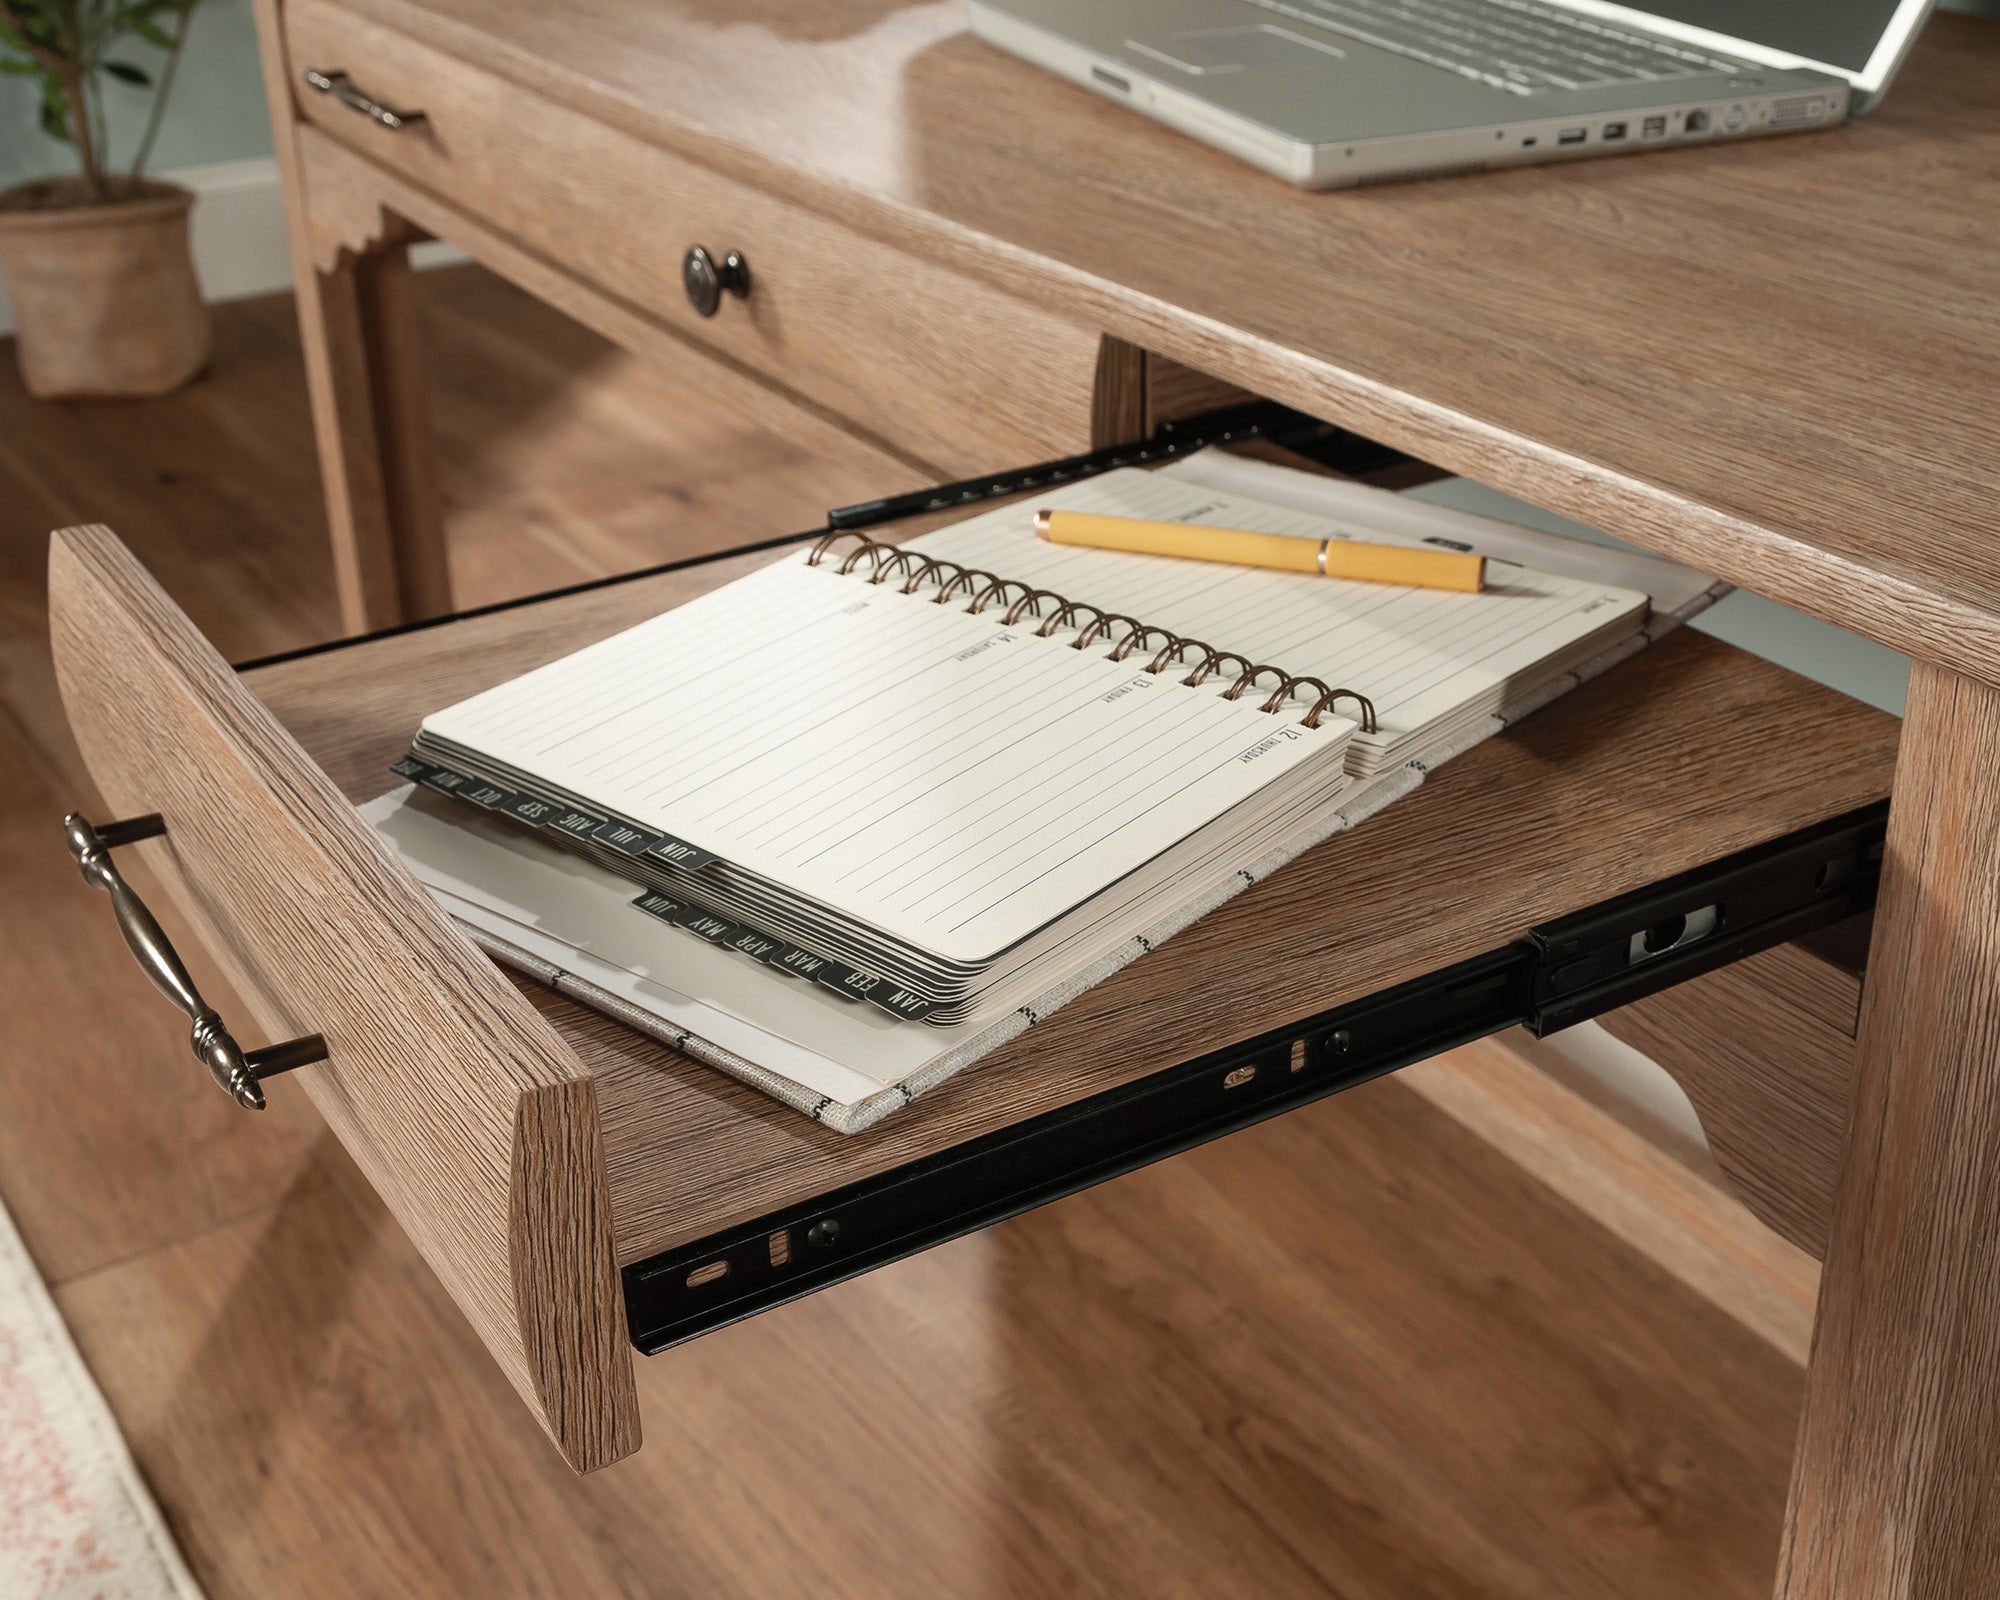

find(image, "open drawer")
[49,426,1900,1473]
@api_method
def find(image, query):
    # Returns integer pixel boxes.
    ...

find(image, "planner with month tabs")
[367,451,1713,1131]
[408,542,1364,1022]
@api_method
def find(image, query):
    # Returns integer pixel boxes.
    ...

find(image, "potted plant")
[0,1,208,398]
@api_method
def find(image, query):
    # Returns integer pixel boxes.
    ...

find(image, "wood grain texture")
[1403,1035,1820,1367]
[407,267,918,599]
[1144,352,1260,434]
[283,0,1102,484]
[1597,941,1863,1258]
[350,246,453,617]
[1796,914,1874,984]
[0,809,315,1287]
[1090,334,1147,448]
[303,251,431,631]
[283,98,937,628]
[293,128,939,506]
[14,280,1825,1587]
[55,1070,1814,1600]
[47,524,638,1471]
[245,556,1900,1266]
[0,289,368,1287]
[1747,932,1867,1039]
[253,0,449,633]
[1779,662,2000,1598]
[1500,1025,1729,1187]
[279,0,2000,684]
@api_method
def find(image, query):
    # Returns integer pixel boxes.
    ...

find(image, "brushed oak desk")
[73,2,2000,1593]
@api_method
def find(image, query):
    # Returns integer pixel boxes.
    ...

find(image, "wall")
[0,0,466,333]
[0,0,269,189]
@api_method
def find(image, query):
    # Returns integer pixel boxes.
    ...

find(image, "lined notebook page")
[423,557,1350,963]
[912,470,1649,749]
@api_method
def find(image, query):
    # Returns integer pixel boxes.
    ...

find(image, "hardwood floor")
[0,266,1811,1599]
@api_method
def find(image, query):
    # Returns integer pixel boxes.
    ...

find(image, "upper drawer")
[281,0,1103,476]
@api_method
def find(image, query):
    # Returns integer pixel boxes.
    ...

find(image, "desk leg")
[252,0,452,634]
[292,248,453,633]
[1778,659,2000,1597]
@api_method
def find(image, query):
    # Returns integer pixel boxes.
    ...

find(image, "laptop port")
[1601,121,1627,141]
[1685,108,1711,133]
[1090,65,1132,94]
[1558,127,1588,145]
[1642,114,1667,139]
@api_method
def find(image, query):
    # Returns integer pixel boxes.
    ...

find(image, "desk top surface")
[346,0,1997,681]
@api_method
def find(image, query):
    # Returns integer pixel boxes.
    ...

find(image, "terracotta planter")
[0,178,209,399]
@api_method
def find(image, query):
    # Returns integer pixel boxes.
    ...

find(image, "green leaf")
[129,16,172,46]
[0,54,32,72]
[38,94,70,144]
[103,58,150,84]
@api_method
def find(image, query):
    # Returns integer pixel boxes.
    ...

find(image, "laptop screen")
[1643,0,1906,73]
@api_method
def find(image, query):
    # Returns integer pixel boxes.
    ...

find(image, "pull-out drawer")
[279,0,1104,477]
[49,435,1898,1471]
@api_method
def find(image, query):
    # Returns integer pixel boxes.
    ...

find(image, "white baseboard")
[0,155,468,338]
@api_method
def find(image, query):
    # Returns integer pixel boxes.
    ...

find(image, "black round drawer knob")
[682,245,750,317]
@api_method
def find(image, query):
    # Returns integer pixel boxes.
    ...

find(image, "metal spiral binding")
[806,531,1378,733]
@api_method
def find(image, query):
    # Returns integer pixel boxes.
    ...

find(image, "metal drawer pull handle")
[301,67,426,131]
[682,244,751,317]
[63,812,326,1111]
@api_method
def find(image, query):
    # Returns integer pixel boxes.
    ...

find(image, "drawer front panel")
[284,0,1102,475]
[49,524,638,1472]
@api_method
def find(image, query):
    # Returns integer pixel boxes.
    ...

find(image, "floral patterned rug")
[0,1199,202,1600]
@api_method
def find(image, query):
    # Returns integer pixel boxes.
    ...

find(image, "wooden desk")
[146,2,2000,1592]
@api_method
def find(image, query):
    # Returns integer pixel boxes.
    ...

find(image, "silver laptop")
[966,0,1936,187]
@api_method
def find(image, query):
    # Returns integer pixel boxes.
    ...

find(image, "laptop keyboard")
[1239,0,1748,95]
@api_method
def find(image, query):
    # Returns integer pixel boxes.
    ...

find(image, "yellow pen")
[1033,508,1486,593]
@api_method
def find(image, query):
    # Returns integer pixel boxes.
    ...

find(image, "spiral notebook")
[365,452,1717,1131]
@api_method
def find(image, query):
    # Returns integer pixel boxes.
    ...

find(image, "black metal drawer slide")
[625,802,1885,1354]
